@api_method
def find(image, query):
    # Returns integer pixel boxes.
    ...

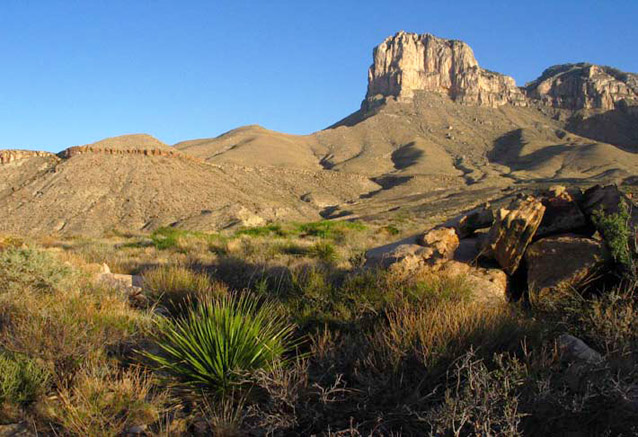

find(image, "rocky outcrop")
[59,145,181,159]
[0,150,56,165]
[485,196,546,275]
[365,32,527,108]
[526,235,609,296]
[536,186,588,238]
[525,63,638,111]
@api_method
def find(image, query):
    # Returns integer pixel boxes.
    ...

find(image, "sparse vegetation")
[0,209,637,434]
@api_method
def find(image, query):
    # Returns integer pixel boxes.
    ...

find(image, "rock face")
[536,186,588,238]
[0,150,56,164]
[526,235,609,296]
[365,32,527,107]
[485,196,546,275]
[525,63,638,111]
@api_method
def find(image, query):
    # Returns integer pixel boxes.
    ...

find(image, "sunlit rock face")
[365,31,527,107]
[525,63,638,111]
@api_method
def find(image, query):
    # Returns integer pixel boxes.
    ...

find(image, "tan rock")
[417,227,460,263]
[526,235,609,296]
[440,204,494,239]
[525,63,638,111]
[536,186,588,238]
[485,196,546,275]
[437,260,508,303]
[365,31,527,108]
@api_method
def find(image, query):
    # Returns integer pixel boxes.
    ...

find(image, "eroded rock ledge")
[58,146,182,159]
[0,150,57,165]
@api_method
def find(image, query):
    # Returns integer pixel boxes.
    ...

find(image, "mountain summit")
[365,31,527,108]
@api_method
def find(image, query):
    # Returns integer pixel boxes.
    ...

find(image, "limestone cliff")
[525,63,638,111]
[365,31,526,108]
[0,150,56,164]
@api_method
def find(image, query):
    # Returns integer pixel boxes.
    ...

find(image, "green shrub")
[0,247,74,293]
[296,220,366,240]
[235,224,287,238]
[309,242,338,263]
[592,203,634,269]
[144,294,298,395]
[0,351,50,404]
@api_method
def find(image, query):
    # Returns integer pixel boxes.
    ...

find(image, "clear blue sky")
[1,0,637,152]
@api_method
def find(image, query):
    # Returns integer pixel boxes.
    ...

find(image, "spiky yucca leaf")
[145,294,296,394]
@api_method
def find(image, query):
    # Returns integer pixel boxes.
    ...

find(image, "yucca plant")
[144,294,298,394]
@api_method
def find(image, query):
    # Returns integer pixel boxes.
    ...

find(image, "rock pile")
[367,184,637,303]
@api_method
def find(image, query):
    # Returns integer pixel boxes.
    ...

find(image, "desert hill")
[1,31,637,235]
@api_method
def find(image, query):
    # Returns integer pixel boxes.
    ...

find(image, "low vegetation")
[0,213,636,435]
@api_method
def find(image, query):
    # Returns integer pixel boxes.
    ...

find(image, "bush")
[0,351,50,405]
[309,241,338,263]
[144,294,298,395]
[235,224,287,238]
[52,363,164,437]
[0,247,74,293]
[296,220,366,240]
[143,265,223,314]
[592,203,634,269]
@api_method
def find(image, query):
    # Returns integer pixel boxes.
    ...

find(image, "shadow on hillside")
[391,142,425,170]
[566,108,638,153]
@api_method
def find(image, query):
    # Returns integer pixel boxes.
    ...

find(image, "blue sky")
[1,0,637,152]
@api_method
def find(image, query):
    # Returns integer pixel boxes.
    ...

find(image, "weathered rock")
[365,31,527,108]
[366,243,430,271]
[558,334,603,364]
[0,150,56,165]
[536,186,588,238]
[525,63,638,111]
[581,184,637,220]
[440,204,494,239]
[438,260,508,303]
[526,235,609,295]
[485,196,546,275]
[0,423,34,436]
[417,227,460,263]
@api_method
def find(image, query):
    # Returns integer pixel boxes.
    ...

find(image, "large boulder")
[525,234,609,297]
[536,186,588,238]
[439,204,494,239]
[438,260,509,303]
[365,243,432,271]
[485,196,546,275]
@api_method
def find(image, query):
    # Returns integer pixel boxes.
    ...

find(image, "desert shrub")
[0,351,50,405]
[0,278,151,383]
[143,265,224,314]
[0,247,75,293]
[309,241,338,263]
[296,220,366,241]
[426,349,526,437]
[235,224,288,238]
[592,203,634,269]
[52,363,165,437]
[150,227,216,251]
[145,294,298,395]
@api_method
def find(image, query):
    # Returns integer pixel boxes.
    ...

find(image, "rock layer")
[525,63,638,111]
[365,31,527,107]
[0,150,56,164]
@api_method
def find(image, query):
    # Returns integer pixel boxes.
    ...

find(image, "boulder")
[536,186,588,238]
[438,260,508,303]
[366,243,430,271]
[439,204,494,239]
[417,227,460,263]
[558,334,603,365]
[485,196,546,275]
[526,235,609,296]
[581,184,637,224]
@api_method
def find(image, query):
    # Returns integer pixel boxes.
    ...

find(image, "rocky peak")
[365,31,526,108]
[525,63,638,111]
